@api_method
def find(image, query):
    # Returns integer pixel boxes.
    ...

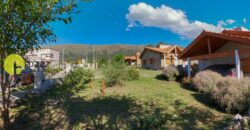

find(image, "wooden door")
[241,57,250,73]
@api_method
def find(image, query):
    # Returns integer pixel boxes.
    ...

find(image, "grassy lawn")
[9,69,231,130]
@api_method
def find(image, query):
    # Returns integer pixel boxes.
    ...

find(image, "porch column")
[175,56,179,66]
[174,47,179,66]
[187,57,191,79]
[163,54,166,69]
[235,50,241,79]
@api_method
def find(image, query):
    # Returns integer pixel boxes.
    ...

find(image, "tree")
[0,0,84,129]
[98,58,108,68]
[113,54,125,63]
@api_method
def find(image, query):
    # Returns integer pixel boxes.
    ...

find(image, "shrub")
[64,68,94,87]
[45,67,62,76]
[130,109,168,130]
[102,62,127,87]
[193,70,223,93]
[127,68,140,81]
[212,77,250,113]
[162,66,179,81]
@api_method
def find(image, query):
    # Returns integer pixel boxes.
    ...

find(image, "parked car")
[14,66,35,86]
[205,64,236,76]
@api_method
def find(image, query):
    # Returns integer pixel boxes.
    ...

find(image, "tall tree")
[0,0,84,129]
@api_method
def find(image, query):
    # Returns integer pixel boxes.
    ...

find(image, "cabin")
[179,27,250,78]
[124,52,141,67]
[140,43,183,70]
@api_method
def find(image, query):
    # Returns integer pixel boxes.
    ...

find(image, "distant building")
[140,43,183,70]
[125,52,141,67]
[25,48,60,68]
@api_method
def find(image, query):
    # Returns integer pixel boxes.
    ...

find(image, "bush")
[127,68,140,81]
[102,62,127,87]
[193,70,223,93]
[45,67,62,76]
[64,68,94,87]
[162,66,179,81]
[113,54,125,63]
[212,77,250,113]
[130,109,168,130]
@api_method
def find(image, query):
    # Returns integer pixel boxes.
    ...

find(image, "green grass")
[10,69,231,130]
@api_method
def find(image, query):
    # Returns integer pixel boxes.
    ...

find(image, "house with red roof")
[179,27,250,79]
[124,52,141,67]
[140,43,183,70]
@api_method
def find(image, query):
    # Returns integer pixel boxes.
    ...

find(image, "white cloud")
[226,19,235,24]
[126,3,226,39]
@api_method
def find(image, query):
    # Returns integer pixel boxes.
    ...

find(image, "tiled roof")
[179,30,250,59]
[144,46,182,54]
[125,56,137,60]
[222,30,250,38]
[140,45,183,58]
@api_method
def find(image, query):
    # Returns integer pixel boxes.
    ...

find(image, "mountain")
[43,44,145,61]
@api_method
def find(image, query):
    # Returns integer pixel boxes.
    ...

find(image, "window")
[149,58,155,64]
[143,60,147,65]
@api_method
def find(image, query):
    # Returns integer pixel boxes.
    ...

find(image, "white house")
[140,43,183,70]
[25,48,60,68]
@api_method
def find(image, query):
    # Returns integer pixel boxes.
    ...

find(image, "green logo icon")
[4,54,25,75]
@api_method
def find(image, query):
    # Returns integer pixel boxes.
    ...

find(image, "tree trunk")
[0,53,11,130]
[2,109,11,130]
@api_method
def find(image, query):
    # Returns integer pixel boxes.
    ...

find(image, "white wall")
[199,57,234,70]
[141,50,162,70]
[26,49,59,61]
[26,49,60,67]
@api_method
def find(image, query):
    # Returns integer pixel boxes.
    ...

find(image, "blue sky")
[51,0,250,47]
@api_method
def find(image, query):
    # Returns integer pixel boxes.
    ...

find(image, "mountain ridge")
[43,44,145,61]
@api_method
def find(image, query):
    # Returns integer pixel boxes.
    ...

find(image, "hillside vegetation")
[43,44,144,61]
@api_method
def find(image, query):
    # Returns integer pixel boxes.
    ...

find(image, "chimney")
[156,42,170,49]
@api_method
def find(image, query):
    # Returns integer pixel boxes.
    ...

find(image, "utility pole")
[109,56,111,64]
[96,52,98,69]
[85,50,88,64]
[92,46,95,69]
[62,48,65,69]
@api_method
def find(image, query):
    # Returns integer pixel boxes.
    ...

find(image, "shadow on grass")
[180,82,196,91]
[180,83,227,113]
[12,85,230,130]
[191,93,226,113]
[181,84,231,119]
[155,74,166,81]
[165,100,230,129]
[155,74,182,82]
